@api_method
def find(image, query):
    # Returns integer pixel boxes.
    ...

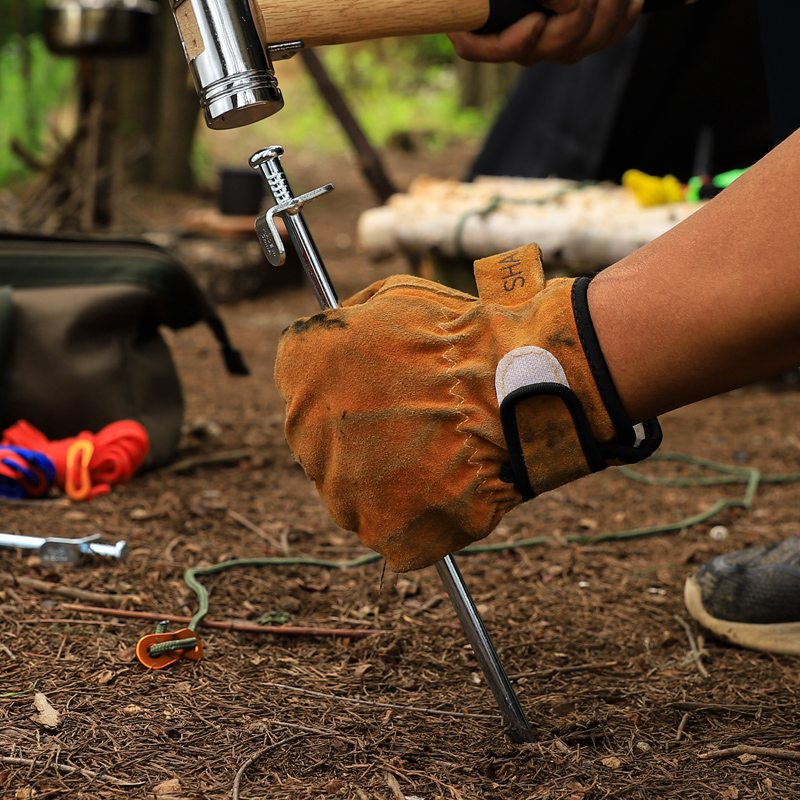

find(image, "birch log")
[357,175,703,273]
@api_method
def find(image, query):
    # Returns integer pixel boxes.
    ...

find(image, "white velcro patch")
[495,346,570,406]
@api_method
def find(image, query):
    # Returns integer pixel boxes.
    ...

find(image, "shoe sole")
[684,575,800,656]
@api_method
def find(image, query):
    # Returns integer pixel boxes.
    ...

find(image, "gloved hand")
[275,244,661,572]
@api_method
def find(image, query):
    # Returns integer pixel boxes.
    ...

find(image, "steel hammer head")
[171,0,285,129]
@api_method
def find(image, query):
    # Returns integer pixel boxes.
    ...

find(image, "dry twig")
[270,719,360,746]
[228,508,286,552]
[60,603,383,637]
[668,701,768,715]
[0,756,143,787]
[675,712,691,742]
[158,449,252,474]
[510,660,619,680]
[0,572,133,607]
[264,681,502,721]
[673,614,710,678]
[699,745,800,761]
[232,734,308,800]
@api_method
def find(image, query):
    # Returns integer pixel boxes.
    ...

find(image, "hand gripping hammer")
[250,145,534,743]
[172,0,692,129]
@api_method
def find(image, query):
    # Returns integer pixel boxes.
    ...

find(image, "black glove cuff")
[498,277,662,500]
[572,276,663,461]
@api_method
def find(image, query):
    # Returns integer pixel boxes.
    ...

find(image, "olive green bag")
[0,232,248,468]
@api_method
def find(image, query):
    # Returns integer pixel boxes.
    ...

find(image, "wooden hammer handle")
[254,0,492,48]
[254,0,692,49]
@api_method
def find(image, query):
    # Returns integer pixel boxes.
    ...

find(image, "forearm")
[589,127,800,423]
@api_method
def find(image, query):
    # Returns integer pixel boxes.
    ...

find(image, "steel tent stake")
[250,145,534,743]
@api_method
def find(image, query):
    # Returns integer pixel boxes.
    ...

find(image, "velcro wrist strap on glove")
[474,247,662,501]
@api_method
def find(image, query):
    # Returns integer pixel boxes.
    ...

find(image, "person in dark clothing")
[466,0,772,185]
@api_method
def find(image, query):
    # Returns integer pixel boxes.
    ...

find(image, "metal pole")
[252,146,534,742]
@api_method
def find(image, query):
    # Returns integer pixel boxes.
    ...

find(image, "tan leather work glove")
[275,245,661,572]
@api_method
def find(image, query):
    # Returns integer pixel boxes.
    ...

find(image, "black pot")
[43,0,159,57]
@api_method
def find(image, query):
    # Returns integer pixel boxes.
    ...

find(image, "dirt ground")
[3,140,800,800]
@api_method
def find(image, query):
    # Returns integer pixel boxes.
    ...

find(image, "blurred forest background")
[0,0,517,227]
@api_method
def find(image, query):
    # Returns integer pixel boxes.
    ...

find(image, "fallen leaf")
[154,778,182,796]
[394,578,419,598]
[118,645,137,663]
[383,772,404,800]
[32,692,60,729]
[552,700,576,716]
[94,669,115,685]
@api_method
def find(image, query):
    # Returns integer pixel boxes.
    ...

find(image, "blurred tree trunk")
[113,0,199,190]
[151,0,199,190]
[456,60,520,110]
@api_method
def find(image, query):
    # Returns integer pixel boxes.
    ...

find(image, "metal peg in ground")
[249,143,534,743]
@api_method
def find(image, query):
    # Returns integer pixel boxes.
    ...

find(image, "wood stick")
[0,756,143,787]
[0,572,132,607]
[60,603,383,638]
[232,735,307,800]
[21,618,128,627]
[699,745,800,762]
[256,0,488,48]
[263,680,502,721]
[157,449,252,474]
[227,508,285,551]
[300,48,397,205]
[510,660,619,680]
[674,614,710,678]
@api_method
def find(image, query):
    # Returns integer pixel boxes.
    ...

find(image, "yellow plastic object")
[65,440,94,501]
[623,169,684,207]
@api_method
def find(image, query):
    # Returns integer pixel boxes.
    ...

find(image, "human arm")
[590,126,800,423]
[447,0,643,65]
[275,129,800,573]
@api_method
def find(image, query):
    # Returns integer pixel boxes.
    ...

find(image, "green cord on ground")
[182,452,800,633]
[184,553,381,632]
[1,678,41,698]
[147,638,199,657]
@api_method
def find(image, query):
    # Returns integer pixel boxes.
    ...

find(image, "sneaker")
[684,537,800,655]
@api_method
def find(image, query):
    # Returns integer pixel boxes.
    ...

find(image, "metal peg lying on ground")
[250,144,534,743]
[0,532,128,566]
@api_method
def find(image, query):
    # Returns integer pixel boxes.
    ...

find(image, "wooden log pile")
[357,175,704,274]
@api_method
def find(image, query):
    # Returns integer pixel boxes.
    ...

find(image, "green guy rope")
[182,452,800,632]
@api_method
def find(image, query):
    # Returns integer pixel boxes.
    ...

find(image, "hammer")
[171,0,690,129]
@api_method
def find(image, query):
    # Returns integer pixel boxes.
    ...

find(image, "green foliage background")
[0,32,76,186]
[0,0,494,189]
[261,38,488,150]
